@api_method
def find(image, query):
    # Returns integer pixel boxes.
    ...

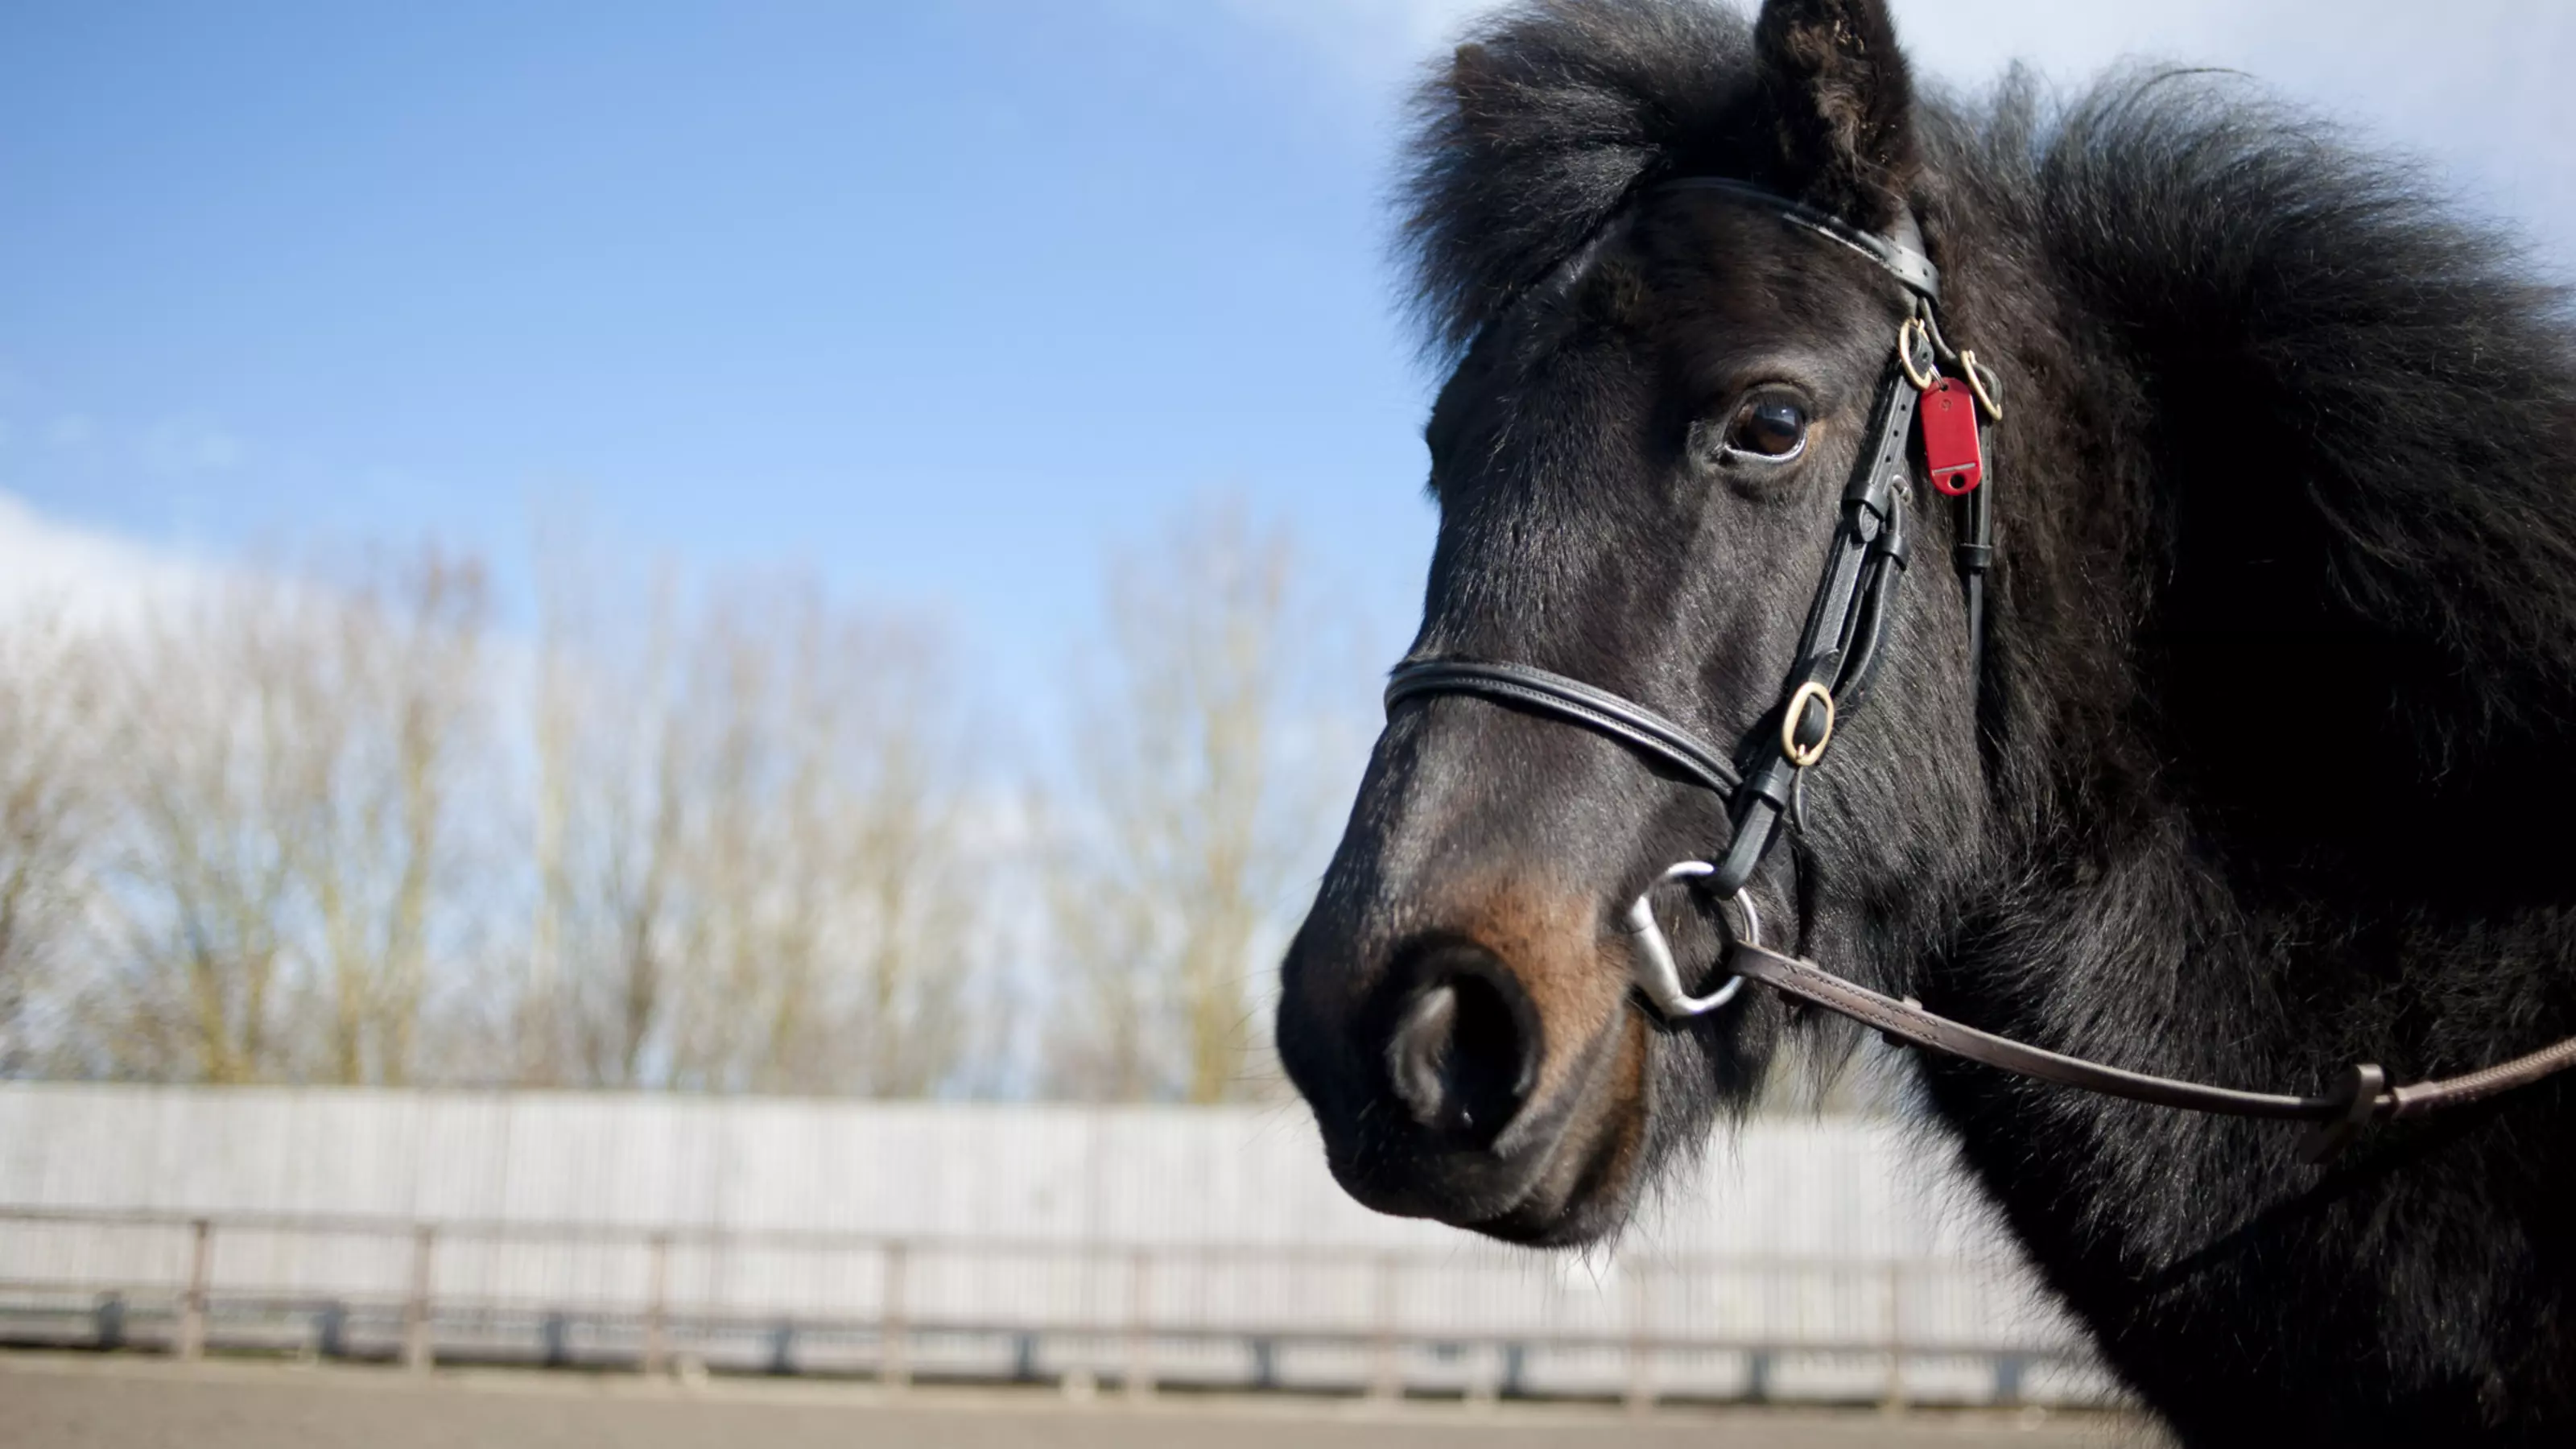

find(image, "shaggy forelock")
[1399,0,1760,359]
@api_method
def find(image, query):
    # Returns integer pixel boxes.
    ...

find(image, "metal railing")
[0,1206,2105,1410]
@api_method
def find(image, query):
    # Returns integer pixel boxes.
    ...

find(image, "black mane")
[2001,74,2576,732]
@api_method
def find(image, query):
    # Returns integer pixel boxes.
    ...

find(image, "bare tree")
[659,585,979,1096]
[86,574,323,1082]
[10,497,1370,1104]
[0,609,104,1073]
[1042,497,1349,1103]
[60,548,485,1085]
[294,550,487,1085]
[828,612,982,1096]
[525,547,689,1088]
[526,551,983,1098]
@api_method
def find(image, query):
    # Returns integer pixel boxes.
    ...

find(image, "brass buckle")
[1781,681,1835,768]
[1897,316,1939,392]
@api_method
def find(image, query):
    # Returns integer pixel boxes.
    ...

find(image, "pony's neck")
[1903,159,2576,1439]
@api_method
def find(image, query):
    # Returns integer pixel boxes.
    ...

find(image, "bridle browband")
[1381,177,2576,1160]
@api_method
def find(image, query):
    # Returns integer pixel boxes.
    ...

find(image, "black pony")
[1274,0,2576,1441]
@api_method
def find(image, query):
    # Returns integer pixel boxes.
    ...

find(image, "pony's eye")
[1728,394,1809,460]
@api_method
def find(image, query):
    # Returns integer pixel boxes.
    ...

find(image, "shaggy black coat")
[1397,1,2576,1441]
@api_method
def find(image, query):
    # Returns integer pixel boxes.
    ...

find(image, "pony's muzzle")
[1278,872,1666,1238]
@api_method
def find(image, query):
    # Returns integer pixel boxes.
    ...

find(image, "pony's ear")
[1752,0,1919,226]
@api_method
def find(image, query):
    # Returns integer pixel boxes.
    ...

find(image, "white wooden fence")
[0,1084,2112,1407]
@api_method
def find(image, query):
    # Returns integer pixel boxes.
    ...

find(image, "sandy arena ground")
[0,1351,2169,1449]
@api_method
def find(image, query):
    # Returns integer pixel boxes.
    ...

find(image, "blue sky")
[6,1,2573,684]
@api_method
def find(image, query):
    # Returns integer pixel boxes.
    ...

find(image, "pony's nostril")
[1385,968,1534,1141]
[1388,985,1459,1125]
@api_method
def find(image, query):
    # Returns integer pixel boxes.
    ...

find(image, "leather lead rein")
[1381,177,2576,1160]
[1731,943,2576,1162]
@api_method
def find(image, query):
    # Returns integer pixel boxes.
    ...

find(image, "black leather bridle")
[1377,178,2576,1160]
[1389,177,1996,908]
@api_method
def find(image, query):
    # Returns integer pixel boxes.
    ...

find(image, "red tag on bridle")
[1918,376,1983,496]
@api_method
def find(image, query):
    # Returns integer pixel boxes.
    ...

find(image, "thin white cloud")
[0,490,206,630]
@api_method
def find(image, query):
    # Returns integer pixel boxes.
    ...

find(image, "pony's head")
[1277,0,1992,1245]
